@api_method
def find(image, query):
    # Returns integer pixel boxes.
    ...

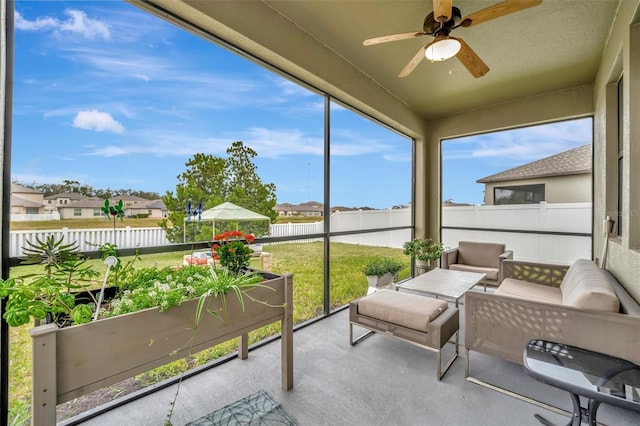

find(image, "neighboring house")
[10,183,44,215]
[44,192,86,213]
[329,206,360,213]
[273,201,323,217]
[274,202,383,216]
[273,202,296,216]
[56,196,167,220]
[126,199,168,219]
[476,144,592,205]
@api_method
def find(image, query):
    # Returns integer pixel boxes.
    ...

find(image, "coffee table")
[524,339,640,426]
[396,268,486,307]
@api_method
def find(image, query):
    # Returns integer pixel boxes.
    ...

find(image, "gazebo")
[183,201,271,242]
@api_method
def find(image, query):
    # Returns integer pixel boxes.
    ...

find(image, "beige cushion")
[357,289,449,332]
[560,259,620,312]
[457,241,506,269]
[449,264,499,281]
[496,278,563,304]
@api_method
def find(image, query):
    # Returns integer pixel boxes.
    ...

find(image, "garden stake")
[93,256,118,321]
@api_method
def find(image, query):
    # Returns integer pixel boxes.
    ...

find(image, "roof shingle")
[476,144,592,183]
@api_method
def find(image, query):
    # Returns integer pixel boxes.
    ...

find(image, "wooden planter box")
[30,272,293,425]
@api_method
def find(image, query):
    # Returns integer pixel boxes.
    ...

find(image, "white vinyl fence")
[442,202,592,264]
[329,208,411,248]
[11,212,61,222]
[9,227,170,257]
[268,221,324,243]
[9,203,593,264]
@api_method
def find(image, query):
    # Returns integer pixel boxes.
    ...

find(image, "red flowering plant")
[211,230,256,275]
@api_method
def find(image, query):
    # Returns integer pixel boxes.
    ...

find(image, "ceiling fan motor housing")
[423,6,462,35]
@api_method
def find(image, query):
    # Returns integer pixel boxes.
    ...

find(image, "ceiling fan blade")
[454,37,489,78]
[363,32,427,46]
[399,44,429,78]
[461,0,542,28]
[433,0,453,23]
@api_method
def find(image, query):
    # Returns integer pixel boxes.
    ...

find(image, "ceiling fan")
[363,0,542,78]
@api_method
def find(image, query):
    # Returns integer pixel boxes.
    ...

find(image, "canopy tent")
[183,201,271,241]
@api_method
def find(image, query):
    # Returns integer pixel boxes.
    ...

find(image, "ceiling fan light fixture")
[425,37,461,61]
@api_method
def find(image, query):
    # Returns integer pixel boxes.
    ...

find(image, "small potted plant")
[403,238,445,271]
[211,230,255,275]
[362,258,404,289]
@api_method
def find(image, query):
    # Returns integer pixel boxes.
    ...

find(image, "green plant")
[403,238,445,262]
[0,235,100,327]
[362,258,404,277]
[212,230,255,275]
[97,263,269,322]
[8,242,403,421]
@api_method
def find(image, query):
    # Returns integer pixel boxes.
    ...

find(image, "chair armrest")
[496,250,513,283]
[500,259,570,287]
[441,247,458,270]
[499,250,513,261]
[465,290,640,365]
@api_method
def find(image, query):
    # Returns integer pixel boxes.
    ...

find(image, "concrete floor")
[65,306,640,426]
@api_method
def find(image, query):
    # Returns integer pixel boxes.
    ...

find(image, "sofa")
[441,241,513,284]
[465,258,640,373]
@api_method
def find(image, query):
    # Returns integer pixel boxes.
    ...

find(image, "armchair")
[441,241,513,284]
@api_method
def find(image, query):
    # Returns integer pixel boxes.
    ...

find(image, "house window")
[494,184,545,205]
[94,208,102,217]
[26,208,39,215]
[74,208,81,217]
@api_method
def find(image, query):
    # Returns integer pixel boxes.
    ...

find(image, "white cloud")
[83,125,399,160]
[15,9,110,40]
[14,11,58,31]
[73,110,125,134]
[443,118,592,163]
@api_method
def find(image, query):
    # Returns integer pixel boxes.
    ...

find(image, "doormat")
[185,390,297,426]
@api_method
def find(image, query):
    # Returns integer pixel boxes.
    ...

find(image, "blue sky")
[11,1,591,208]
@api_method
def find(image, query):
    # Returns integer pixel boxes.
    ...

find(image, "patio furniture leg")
[349,322,375,345]
[438,329,459,380]
[465,349,574,421]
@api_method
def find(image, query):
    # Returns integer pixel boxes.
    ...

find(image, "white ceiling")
[261,0,620,119]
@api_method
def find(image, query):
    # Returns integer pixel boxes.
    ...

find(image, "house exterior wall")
[15,191,43,205]
[127,207,165,218]
[593,4,640,302]
[58,207,102,220]
[482,174,591,205]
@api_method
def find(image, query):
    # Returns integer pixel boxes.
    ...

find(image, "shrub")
[362,258,404,277]
[402,238,444,262]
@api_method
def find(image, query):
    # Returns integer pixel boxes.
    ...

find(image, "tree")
[161,141,277,243]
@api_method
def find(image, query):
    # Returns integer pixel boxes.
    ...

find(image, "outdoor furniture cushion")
[496,259,619,312]
[442,241,513,282]
[356,289,449,332]
[496,279,562,305]
[559,259,619,312]
[457,241,506,269]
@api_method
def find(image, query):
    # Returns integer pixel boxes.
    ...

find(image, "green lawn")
[8,241,409,423]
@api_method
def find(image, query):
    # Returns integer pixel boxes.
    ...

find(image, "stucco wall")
[592,2,640,302]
